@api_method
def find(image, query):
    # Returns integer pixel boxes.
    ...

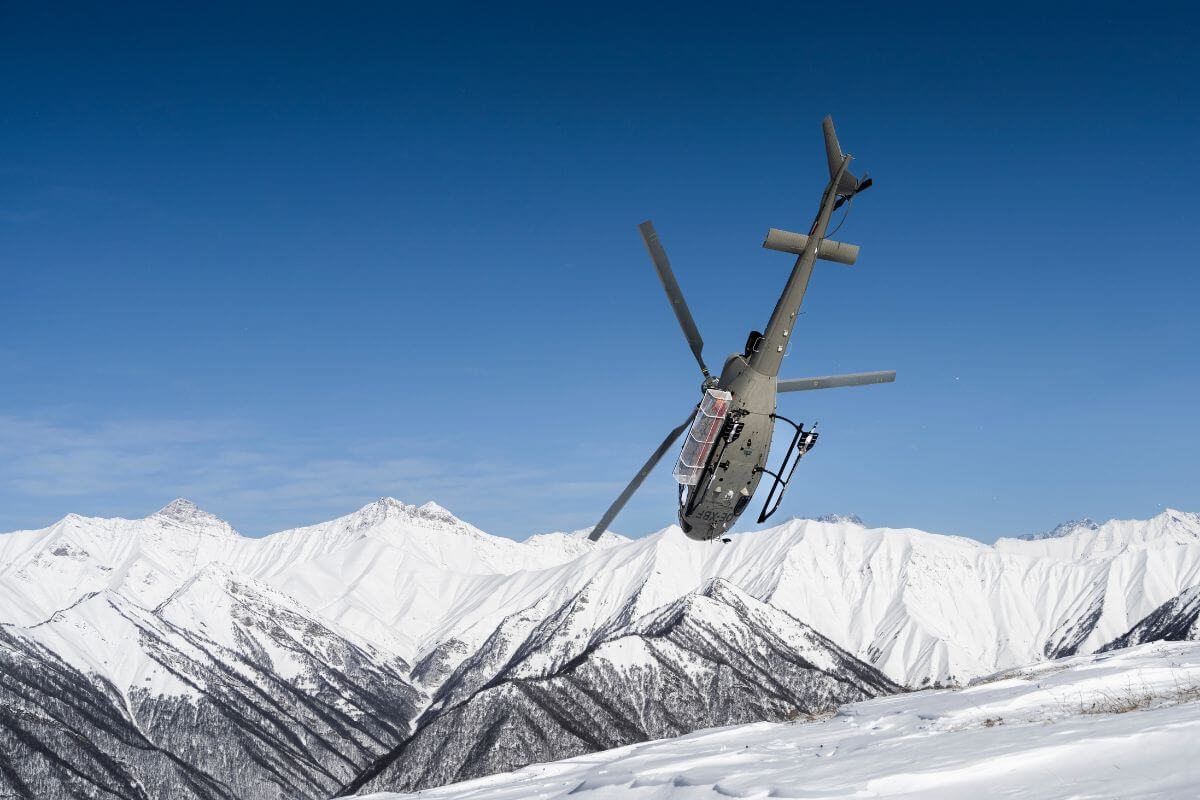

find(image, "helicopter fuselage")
[587,116,892,546]
[676,150,851,541]
[677,355,777,540]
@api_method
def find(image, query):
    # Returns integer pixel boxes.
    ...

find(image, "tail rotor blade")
[588,412,694,541]
[638,221,710,378]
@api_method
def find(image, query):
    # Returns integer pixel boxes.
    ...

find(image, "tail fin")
[822,115,861,196]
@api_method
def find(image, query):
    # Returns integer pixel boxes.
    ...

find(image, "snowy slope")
[0,499,241,626]
[354,640,1200,800]
[349,579,897,795]
[1102,584,1200,651]
[4,501,1200,691]
[360,506,1200,687]
[4,499,1200,799]
[269,504,1200,687]
[2,568,422,799]
[0,498,630,670]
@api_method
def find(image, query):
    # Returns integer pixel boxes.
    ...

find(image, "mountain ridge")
[3,499,1200,799]
[5,500,1200,684]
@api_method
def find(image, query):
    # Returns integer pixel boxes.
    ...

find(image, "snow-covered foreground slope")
[356,640,1200,800]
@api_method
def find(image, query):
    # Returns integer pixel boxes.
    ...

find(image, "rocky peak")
[803,513,866,527]
[1019,518,1100,541]
[150,499,238,537]
[700,576,749,603]
[415,500,461,525]
[346,497,469,534]
[1163,509,1200,528]
[350,496,404,524]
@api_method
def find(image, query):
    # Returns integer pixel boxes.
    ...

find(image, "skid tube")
[754,414,818,524]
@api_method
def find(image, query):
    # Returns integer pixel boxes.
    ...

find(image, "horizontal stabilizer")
[763,228,858,265]
[778,370,896,393]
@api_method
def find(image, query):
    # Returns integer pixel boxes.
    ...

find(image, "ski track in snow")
[356,641,1200,800]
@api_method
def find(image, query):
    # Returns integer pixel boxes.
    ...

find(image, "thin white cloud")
[0,414,636,538]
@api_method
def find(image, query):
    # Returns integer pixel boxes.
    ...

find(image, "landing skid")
[755,414,818,523]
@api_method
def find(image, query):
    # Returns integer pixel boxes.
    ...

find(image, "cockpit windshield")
[672,389,732,485]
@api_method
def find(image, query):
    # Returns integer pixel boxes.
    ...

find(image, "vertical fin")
[822,115,860,195]
[822,115,843,178]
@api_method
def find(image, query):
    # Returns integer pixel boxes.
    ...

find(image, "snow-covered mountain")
[0,498,624,799]
[355,640,1200,800]
[3,577,419,800]
[348,579,897,795]
[1101,584,1200,651]
[1017,517,1101,541]
[2,499,1199,799]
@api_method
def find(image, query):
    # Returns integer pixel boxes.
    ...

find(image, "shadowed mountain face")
[1100,585,1200,652]
[0,577,420,800]
[348,580,898,794]
[2,500,1199,799]
[0,626,228,800]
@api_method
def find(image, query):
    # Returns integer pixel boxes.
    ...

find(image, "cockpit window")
[672,389,732,485]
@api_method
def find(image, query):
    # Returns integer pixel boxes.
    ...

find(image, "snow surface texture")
[357,641,1200,800]
[5,500,1199,689]
[2,499,1200,798]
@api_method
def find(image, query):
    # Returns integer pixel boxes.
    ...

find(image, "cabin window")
[672,389,732,485]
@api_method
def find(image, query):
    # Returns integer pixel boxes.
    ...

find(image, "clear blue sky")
[2,2,1198,541]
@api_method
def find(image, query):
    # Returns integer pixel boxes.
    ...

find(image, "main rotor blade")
[777,370,896,392]
[588,412,694,542]
[638,221,710,378]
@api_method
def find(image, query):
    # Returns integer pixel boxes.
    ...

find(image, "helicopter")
[588,116,895,543]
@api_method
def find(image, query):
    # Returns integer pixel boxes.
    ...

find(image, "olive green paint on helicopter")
[589,116,893,543]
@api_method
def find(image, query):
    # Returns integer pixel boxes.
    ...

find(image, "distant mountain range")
[2,499,1199,799]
